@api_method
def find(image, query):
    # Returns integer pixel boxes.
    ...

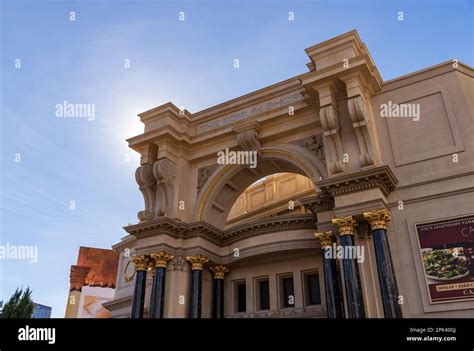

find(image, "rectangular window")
[258,280,270,310]
[281,276,295,308]
[236,282,246,313]
[305,273,321,306]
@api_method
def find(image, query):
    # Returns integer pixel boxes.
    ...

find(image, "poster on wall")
[81,295,112,318]
[416,215,474,303]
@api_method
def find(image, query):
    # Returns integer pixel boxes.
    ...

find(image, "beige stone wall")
[372,64,474,317]
[107,30,474,318]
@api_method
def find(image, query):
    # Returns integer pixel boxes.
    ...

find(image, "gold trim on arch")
[197,164,233,220]
[196,149,315,221]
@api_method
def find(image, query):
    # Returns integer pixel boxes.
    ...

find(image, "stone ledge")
[316,165,398,197]
[124,214,317,246]
[102,296,132,312]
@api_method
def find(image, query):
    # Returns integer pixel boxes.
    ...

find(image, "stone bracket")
[232,120,261,154]
[347,95,375,167]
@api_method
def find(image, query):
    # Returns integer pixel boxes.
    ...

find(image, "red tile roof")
[69,246,119,291]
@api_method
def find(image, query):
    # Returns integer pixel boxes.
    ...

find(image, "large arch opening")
[195,145,327,229]
[226,172,315,228]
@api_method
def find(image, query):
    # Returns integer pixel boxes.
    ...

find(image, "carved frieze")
[124,214,318,246]
[316,165,398,197]
[171,254,186,271]
[293,134,325,161]
[197,164,219,193]
[300,193,334,214]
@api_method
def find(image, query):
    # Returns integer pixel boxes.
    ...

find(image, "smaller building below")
[32,303,52,319]
[65,246,119,318]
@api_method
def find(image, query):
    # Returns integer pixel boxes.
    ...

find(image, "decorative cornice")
[209,264,230,279]
[314,231,335,248]
[102,296,132,312]
[363,208,391,230]
[223,214,317,243]
[186,254,209,270]
[150,251,174,268]
[331,215,357,236]
[300,193,334,214]
[123,214,317,246]
[112,235,137,253]
[316,165,398,197]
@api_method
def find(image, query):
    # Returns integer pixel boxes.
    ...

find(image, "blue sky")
[0,0,472,317]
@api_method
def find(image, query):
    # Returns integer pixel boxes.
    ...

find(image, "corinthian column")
[331,215,366,318]
[209,264,230,318]
[130,255,151,319]
[149,251,174,318]
[364,209,402,318]
[314,231,344,318]
[186,254,209,318]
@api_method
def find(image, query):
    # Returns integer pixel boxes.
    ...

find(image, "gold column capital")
[363,209,391,230]
[186,254,209,271]
[132,255,151,271]
[150,251,174,268]
[209,264,230,279]
[331,215,357,236]
[314,231,335,248]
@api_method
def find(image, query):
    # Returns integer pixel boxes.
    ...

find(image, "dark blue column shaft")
[340,235,365,318]
[322,247,345,318]
[131,270,147,319]
[189,269,202,318]
[212,278,224,318]
[373,228,403,318]
[149,267,167,318]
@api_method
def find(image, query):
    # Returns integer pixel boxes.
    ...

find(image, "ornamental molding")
[123,214,317,246]
[229,306,326,318]
[316,165,398,197]
[197,164,219,194]
[112,236,137,253]
[102,296,132,312]
[300,193,334,213]
[291,134,325,162]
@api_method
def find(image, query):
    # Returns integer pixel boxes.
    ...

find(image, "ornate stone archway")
[105,29,474,320]
[195,144,327,228]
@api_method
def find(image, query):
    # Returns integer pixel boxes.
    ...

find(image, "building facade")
[32,303,52,319]
[65,247,119,318]
[104,30,474,318]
